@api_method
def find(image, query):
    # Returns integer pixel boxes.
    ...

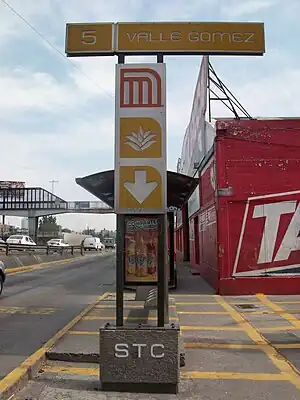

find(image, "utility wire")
[0,0,114,99]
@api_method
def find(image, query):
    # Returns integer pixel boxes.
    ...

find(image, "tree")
[82,228,96,236]
[39,216,60,232]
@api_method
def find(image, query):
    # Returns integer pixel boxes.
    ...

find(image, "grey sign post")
[114,54,169,329]
[99,53,180,394]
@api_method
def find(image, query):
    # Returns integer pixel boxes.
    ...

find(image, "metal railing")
[67,201,113,211]
[37,231,63,238]
[0,188,113,212]
[0,243,85,256]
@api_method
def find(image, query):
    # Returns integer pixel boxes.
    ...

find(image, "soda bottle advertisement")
[124,216,172,284]
[124,216,159,283]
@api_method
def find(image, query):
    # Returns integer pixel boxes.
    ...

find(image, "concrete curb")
[1,252,84,271]
[0,292,110,400]
[6,256,83,274]
[5,252,109,275]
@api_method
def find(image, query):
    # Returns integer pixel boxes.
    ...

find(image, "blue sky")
[0,0,299,231]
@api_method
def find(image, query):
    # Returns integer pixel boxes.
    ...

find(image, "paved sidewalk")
[12,264,300,399]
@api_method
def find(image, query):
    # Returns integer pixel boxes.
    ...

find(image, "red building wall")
[187,119,300,295]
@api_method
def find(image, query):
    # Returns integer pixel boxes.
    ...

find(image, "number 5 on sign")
[65,23,114,55]
[81,31,97,45]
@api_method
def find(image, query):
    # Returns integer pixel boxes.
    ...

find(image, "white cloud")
[0,0,299,233]
[221,0,277,18]
[0,68,75,116]
[0,116,114,179]
[235,68,300,117]
[0,0,55,45]
[0,61,117,117]
[69,57,115,99]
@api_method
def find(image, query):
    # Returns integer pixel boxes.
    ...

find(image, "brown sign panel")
[117,22,265,55]
[65,21,265,56]
[65,23,114,56]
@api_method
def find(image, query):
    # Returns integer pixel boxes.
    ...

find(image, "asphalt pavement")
[0,252,116,379]
[10,262,300,400]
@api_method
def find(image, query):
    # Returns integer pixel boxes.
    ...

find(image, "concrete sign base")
[99,326,179,394]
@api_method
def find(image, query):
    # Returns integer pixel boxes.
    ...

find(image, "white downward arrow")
[124,170,158,204]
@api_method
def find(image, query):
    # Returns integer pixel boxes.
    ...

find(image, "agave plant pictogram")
[125,126,157,151]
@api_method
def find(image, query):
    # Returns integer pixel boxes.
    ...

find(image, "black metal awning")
[75,170,198,209]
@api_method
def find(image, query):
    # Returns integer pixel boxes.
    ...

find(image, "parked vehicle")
[63,233,88,246]
[0,260,6,296]
[6,235,36,246]
[103,237,116,249]
[83,237,104,251]
[0,239,5,244]
[47,238,69,247]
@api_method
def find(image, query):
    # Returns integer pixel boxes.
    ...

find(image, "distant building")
[21,217,28,230]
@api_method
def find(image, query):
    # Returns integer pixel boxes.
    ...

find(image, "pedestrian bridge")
[0,187,113,217]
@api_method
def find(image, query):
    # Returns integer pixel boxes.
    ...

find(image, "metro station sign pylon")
[115,63,167,214]
[65,19,265,396]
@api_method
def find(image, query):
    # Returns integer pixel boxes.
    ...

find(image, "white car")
[6,235,36,246]
[47,239,69,247]
[83,237,104,251]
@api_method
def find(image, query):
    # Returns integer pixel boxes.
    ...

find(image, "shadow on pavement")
[174,262,216,295]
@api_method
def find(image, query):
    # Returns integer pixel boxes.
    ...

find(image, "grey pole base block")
[101,382,178,394]
[99,326,179,394]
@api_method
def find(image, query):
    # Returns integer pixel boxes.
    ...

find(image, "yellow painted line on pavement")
[95,304,176,309]
[176,301,262,306]
[68,330,98,335]
[257,294,300,329]
[42,365,289,382]
[173,294,218,297]
[275,344,300,349]
[43,365,99,376]
[0,307,56,315]
[216,296,300,390]
[242,310,300,315]
[181,326,244,331]
[260,326,299,332]
[177,302,220,305]
[184,342,259,349]
[178,311,229,315]
[68,326,245,335]
[83,316,179,321]
[181,371,289,381]
[95,305,143,309]
[276,301,300,304]
[0,292,110,399]
[184,342,300,350]
[69,326,298,335]
[229,301,262,305]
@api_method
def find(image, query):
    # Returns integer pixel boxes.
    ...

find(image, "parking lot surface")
[5,265,300,399]
[12,301,300,398]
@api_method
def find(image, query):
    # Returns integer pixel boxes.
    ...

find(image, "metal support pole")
[1,215,5,238]
[157,215,169,327]
[156,53,168,327]
[157,54,164,63]
[118,54,125,64]
[116,214,125,326]
[116,52,125,327]
[168,212,175,286]
[28,215,38,243]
